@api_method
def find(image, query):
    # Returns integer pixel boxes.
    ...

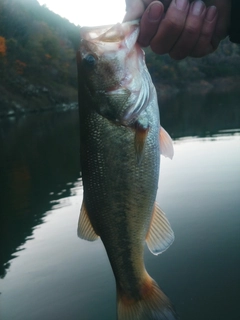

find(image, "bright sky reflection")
[37,0,126,26]
[1,132,239,320]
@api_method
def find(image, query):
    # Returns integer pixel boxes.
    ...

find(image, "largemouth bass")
[77,21,176,320]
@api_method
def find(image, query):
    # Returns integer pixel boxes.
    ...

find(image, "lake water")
[0,92,240,320]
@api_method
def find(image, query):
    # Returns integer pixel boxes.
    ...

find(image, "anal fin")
[146,203,174,255]
[77,200,99,241]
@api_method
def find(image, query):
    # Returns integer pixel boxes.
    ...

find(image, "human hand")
[123,0,231,60]
[204,0,231,47]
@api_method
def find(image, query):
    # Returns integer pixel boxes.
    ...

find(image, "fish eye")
[83,54,96,67]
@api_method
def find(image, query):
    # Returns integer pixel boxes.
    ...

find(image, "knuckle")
[184,24,200,36]
[200,30,211,40]
[200,24,214,39]
[163,18,184,34]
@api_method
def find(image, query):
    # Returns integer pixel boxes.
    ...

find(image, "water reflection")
[0,111,80,278]
[161,91,240,139]
[0,92,240,320]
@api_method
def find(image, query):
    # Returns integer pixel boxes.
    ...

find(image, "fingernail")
[205,6,217,22]
[192,1,205,16]
[148,2,164,22]
[175,0,188,10]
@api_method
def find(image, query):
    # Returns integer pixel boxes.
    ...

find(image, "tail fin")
[117,276,177,320]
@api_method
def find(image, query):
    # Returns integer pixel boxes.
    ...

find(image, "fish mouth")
[80,21,140,57]
[80,20,152,126]
[80,20,140,43]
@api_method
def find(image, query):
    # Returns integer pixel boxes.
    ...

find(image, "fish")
[77,20,176,320]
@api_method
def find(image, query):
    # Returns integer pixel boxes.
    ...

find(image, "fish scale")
[82,107,158,291]
[77,21,176,320]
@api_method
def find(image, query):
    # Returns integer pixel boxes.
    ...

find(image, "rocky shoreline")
[156,76,240,101]
[1,76,239,119]
[0,74,78,118]
[0,98,78,118]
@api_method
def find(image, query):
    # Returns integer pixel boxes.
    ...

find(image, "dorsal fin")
[77,200,99,241]
[159,127,174,159]
[146,203,174,255]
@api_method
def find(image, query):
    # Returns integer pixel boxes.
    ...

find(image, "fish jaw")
[79,20,140,54]
[77,20,177,320]
[77,21,155,126]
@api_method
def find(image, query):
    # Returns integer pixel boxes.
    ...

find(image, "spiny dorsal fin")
[146,203,174,255]
[77,200,99,241]
[160,127,174,159]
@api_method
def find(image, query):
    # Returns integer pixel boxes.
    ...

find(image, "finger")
[138,1,165,47]
[150,0,190,55]
[123,0,154,22]
[169,1,206,60]
[211,0,231,47]
[191,5,218,57]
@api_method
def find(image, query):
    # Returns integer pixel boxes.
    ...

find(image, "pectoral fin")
[160,127,174,159]
[77,200,99,241]
[146,203,174,255]
[134,118,149,164]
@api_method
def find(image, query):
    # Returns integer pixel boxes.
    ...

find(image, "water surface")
[0,93,240,320]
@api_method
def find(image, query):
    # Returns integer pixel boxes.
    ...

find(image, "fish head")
[77,21,153,126]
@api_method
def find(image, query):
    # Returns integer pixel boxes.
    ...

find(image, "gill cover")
[78,21,154,126]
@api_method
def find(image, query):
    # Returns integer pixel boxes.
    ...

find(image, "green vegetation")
[0,0,239,117]
[0,0,80,116]
[144,39,240,100]
[145,40,240,84]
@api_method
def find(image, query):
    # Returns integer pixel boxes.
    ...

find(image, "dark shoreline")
[1,76,240,119]
[156,76,240,101]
